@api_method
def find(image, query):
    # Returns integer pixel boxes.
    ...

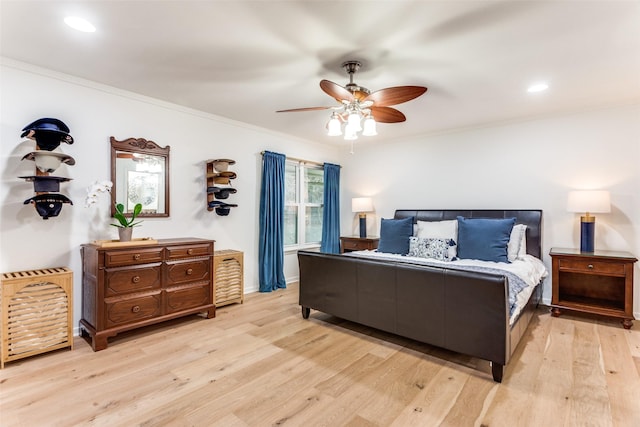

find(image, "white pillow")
[507,224,527,262]
[416,220,458,259]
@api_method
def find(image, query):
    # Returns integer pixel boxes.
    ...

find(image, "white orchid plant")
[84,180,143,228]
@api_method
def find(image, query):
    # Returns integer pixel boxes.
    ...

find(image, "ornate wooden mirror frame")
[110,136,170,218]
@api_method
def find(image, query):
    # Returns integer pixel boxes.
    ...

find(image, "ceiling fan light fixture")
[362,116,377,136]
[327,113,342,136]
[347,111,362,131]
[344,125,358,140]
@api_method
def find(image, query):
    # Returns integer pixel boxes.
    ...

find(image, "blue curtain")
[320,162,341,253]
[258,151,287,292]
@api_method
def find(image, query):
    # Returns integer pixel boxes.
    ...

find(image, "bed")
[297,209,545,382]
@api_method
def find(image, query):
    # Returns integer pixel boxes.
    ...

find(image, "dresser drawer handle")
[186,268,193,275]
[133,254,141,260]
[132,305,141,313]
[187,249,194,255]
[588,264,594,269]
[132,276,141,283]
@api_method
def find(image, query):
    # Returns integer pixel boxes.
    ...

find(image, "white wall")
[0,59,342,331]
[340,104,640,317]
[3,58,639,328]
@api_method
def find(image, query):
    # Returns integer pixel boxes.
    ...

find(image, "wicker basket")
[213,250,243,307]
[1,267,73,368]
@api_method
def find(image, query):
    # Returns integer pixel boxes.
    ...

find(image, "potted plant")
[112,202,143,241]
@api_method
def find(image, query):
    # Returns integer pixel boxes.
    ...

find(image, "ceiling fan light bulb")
[348,112,362,131]
[327,116,342,136]
[362,117,377,136]
[344,125,358,140]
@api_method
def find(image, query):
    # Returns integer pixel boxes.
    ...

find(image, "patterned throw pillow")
[408,237,457,261]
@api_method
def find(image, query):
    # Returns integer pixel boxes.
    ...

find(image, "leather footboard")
[298,251,511,370]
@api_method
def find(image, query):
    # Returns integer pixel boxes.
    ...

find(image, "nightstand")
[340,236,379,253]
[550,248,637,329]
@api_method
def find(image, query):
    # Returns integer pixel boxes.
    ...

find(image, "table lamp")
[567,190,610,252]
[352,197,374,238]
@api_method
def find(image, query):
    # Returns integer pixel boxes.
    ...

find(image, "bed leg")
[301,306,310,319]
[491,362,504,383]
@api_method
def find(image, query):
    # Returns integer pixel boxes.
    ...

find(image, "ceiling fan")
[277,60,427,139]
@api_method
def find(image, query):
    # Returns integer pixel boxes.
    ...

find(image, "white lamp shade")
[352,197,374,213]
[347,112,362,131]
[327,116,342,136]
[567,190,611,213]
[362,116,377,136]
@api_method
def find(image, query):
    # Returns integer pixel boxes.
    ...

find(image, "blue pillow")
[456,217,516,263]
[377,217,414,255]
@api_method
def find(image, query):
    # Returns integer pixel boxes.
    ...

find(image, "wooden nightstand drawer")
[557,259,625,276]
[343,240,361,251]
[340,236,380,253]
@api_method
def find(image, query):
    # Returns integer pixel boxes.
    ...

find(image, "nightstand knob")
[133,254,141,260]
[588,264,594,269]
[132,305,141,313]
[186,268,193,275]
[132,276,141,283]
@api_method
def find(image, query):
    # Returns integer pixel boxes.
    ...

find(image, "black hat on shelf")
[21,118,74,150]
[21,151,76,173]
[208,200,238,216]
[23,194,73,220]
[206,186,237,199]
[19,175,72,192]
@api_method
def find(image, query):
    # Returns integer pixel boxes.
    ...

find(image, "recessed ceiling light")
[527,83,548,93]
[64,16,96,33]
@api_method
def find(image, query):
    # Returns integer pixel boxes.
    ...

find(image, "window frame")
[284,160,324,251]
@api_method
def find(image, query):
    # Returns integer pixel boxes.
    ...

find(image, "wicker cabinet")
[1,267,73,368]
[80,238,215,351]
[214,250,244,307]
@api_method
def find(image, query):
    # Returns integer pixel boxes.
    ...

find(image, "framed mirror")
[110,136,170,218]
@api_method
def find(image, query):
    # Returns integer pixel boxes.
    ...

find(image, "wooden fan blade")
[364,86,427,107]
[320,79,354,102]
[276,106,333,113]
[370,106,406,123]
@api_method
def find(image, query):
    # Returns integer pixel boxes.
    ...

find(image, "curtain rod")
[260,151,340,168]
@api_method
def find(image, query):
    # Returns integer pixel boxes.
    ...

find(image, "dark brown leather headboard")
[393,209,542,259]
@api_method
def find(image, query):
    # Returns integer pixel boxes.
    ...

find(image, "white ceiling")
[2,1,639,144]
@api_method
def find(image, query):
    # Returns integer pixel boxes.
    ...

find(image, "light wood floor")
[1,282,639,427]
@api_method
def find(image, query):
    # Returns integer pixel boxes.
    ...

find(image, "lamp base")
[359,214,367,238]
[580,218,595,252]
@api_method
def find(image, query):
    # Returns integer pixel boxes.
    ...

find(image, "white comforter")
[344,250,548,325]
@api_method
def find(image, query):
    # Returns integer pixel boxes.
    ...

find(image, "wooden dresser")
[80,238,215,350]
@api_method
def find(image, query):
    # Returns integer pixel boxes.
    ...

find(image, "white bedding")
[344,250,548,325]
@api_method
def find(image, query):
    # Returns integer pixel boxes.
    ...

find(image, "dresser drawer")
[105,293,161,327]
[104,248,164,267]
[558,258,626,275]
[104,265,162,296]
[166,244,212,260]
[166,259,211,285]
[165,284,211,314]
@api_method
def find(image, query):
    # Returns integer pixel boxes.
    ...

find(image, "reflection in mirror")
[110,136,170,218]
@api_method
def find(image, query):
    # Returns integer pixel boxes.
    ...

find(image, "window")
[284,161,324,248]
